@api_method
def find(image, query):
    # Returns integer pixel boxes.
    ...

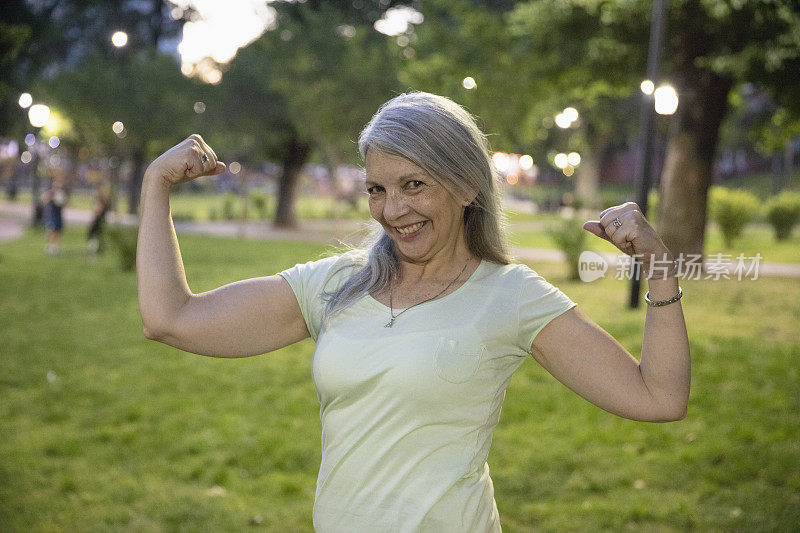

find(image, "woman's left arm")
[529,202,690,423]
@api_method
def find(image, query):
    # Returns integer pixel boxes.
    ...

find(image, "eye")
[406,180,424,190]
[366,185,384,195]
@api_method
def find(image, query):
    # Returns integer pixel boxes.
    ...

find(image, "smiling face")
[365,150,471,265]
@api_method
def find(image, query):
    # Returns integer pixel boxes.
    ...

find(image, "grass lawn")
[7,191,373,223]
[1,227,798,531]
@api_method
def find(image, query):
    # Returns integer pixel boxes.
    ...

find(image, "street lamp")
[111,31,129,48]
[28,104,50,128]
[25,103,51,226]
[654,85,679,115]
[18,93,33,108]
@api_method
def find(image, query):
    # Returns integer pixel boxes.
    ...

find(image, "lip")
[393,220,427,238]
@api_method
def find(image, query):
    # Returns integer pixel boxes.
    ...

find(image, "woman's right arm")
[137,135,310,357]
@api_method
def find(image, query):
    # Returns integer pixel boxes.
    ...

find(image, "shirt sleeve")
[515,265,578,353]
[278,254,354,341]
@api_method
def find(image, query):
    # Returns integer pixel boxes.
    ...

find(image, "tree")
[7,0,186,214]
[484,0,800,257]
[38,52,203,214]
[402,0,643,210]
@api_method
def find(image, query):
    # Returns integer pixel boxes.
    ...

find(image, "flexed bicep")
[529,306,676,422]
[150,275,310,358]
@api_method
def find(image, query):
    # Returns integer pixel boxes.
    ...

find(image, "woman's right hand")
[145,134,226,188]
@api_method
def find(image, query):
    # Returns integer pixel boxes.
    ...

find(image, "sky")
[170,0,423,84]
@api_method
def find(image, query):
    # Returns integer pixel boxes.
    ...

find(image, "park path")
[1,199,799,278]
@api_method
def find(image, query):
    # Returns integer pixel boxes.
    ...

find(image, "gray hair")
[324,91,511,318]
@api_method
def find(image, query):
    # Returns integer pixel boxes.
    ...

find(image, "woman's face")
[365,150,470,264]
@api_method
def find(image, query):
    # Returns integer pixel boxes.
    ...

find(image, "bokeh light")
[563,107,579,122]
[567,152,581,166]
[25,134,36,146]
[111,31,129,48]
[48,136,60,149]
[374,6,424,36]
[555,113,571,129]
[194,101,207,114]
[18,93,32,108]
[506,174,518,185]
[21,151,32,164]
[519,154,534,170]
[28,104,50,128]
[554,153,568,169]
[492,152,510,173]
[462,77,476,90]
[563,165,574,177]
[229,161,242,174]
[640,79,655,95]
[112,121,125,134]
[654,85,679,115]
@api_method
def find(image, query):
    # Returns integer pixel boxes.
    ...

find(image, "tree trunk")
[30,151,43,227]
[274,139,311,228]
[657,70,733,259]
[128,148,146,216]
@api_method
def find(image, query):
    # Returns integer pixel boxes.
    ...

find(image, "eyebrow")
[365,171,427,187]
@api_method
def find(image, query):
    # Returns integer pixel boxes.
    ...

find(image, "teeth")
[397,222,424,234]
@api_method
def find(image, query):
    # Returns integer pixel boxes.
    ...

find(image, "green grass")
[1,225,799,531]
[8,190,372,222]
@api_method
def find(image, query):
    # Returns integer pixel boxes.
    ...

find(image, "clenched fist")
[145,134,226,188]
[583,202,673,267]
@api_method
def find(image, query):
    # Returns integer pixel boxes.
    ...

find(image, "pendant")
[384,318,395,328]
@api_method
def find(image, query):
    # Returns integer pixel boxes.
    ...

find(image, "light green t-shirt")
[280,254,577,532]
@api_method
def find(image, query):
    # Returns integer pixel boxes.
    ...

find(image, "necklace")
[384,260,470,328]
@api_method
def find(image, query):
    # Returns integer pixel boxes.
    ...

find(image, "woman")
[137,92,689,532]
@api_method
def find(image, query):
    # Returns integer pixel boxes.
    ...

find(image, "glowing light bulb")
[654,85,679,115]
[567,152,581,166]
[19,93,33,108]
[112,31,128,48]
[562,107,578,123]
[28,104,50,128]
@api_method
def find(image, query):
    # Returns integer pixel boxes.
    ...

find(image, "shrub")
[708,187,759,248]
[208,207,218,221]
[547,218,587,280]
[106,224,139,272]
[249,191,269,220]
[765,191,800,240]
[170,211,196,222]
[222,193,237,220]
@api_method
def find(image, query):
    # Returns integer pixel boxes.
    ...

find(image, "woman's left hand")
[582,202,673,264]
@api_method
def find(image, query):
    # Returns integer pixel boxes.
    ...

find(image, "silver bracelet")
[644,286,683,307]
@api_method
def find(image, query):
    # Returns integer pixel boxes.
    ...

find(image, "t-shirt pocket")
[434,336,487,384]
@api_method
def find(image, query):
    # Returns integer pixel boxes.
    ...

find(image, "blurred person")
[137,92,690,532]
[87,183,111,257]
[41,177,68,255]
